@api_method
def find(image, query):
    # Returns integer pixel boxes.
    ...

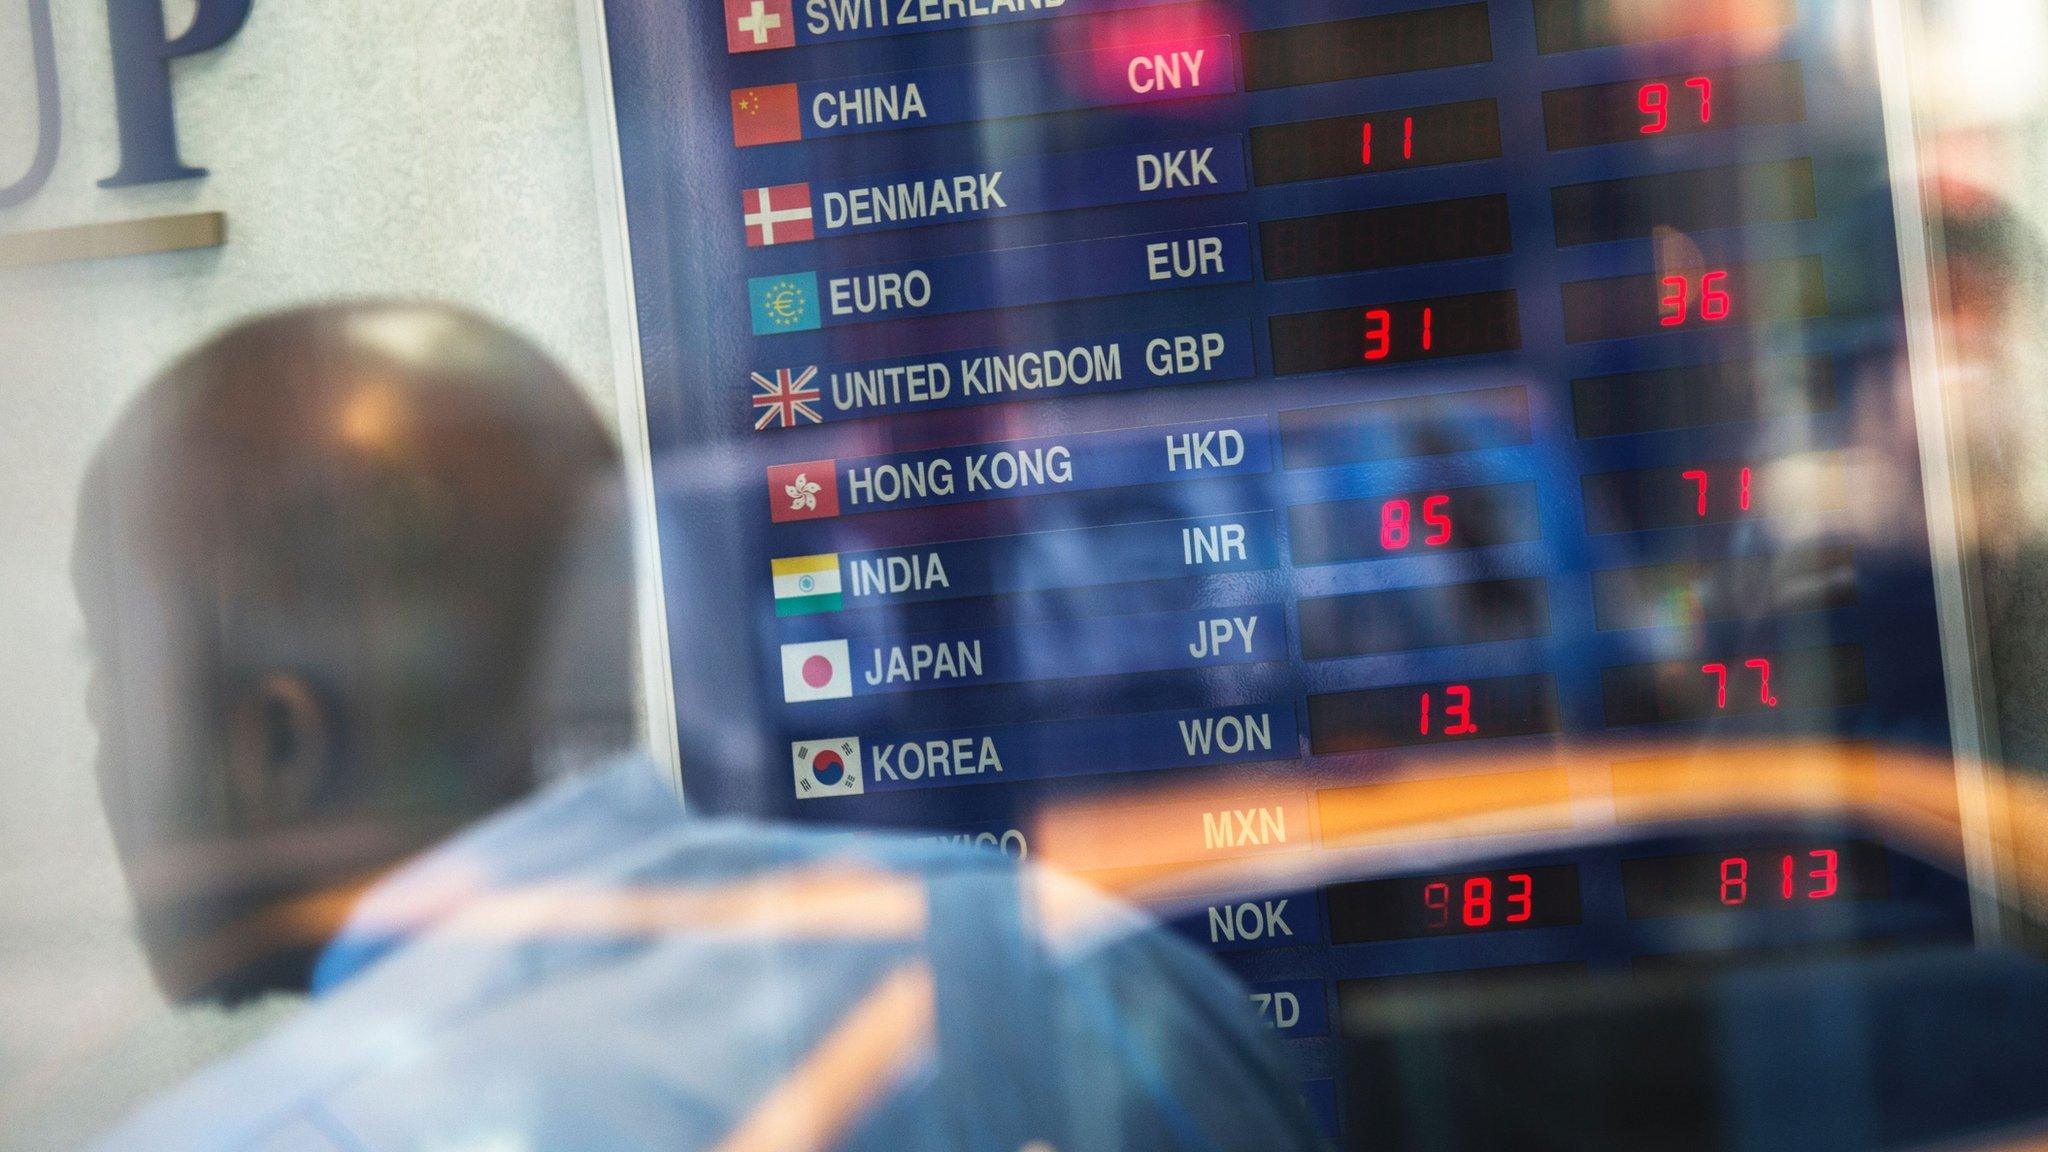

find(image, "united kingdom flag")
[752,366,823,430]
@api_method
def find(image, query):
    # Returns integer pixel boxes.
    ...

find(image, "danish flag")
[752,366,823,430]
[743,184,815,248]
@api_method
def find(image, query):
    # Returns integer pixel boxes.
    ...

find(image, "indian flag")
[772,553,842,616]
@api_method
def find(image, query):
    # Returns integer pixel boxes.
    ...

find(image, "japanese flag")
[781,639,852,703]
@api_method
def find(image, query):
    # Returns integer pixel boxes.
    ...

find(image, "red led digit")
[1744,657,1778,707]
[1780,853,1796,899]
[1719,856,1749,905]
[1701,270,1731,320]
[1808,849,1839,898]
[1380,499,1412,549]
[1363,308,1392,360]
[1444,684,1477,735]
[1683,469,1710,516]
[1416,869,1556,931]
[1462,876,1494,927]
[1422,494,1453,545]
[1659,274,1688,326]
[1702,662,1730,708]
[1425,680,1474,733]
[1658,272,1733,327]
[1507,873,1534,922]
[1423,881,1451,928]
[1383,495,1453,552]
[1639,81,1670,133]
[1685,75,1713,123]
[1703,659,1777,710]
[1420,685,1479,736]
[1680,465,1756,517]
[1361,115,1418,169]
[1639,76,1713,135]
[1358,306,1440,360]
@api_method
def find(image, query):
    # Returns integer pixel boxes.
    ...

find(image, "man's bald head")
[74,303,636,1002]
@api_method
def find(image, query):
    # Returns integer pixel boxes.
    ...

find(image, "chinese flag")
[731,84,802,148]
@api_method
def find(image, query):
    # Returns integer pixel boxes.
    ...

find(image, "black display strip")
[1270,289,1522,376]
[1308,673,1560,754]
[1299,578,1549,660]
[1340,969,1718,1152]
[1262,195,1513,280]
[1561,255,1829,343]
[1592,546,1858,632]
[1251,98,1503,186]
[1279,384,1532,470]
[1621,840,1889,918]
[1327,864,1583,944]
[1291,481,1540,567]
[1601,644,1868,727]
[1629,939,1894,973]
[1533,0,1794,54]
[1343,959,1597,1033]
[1542,59,1808,151]
[1571,356,1836,439]
[1551,158,1817,248]
[1242,3,1494,92]
[1580,452,1846,535]
[1336,963,1591,1030]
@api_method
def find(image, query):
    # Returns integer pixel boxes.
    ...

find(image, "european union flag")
[749,272,821,335]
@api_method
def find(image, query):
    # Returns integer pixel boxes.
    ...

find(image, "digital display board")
[593,0,1983,1134]
[1621,840,1889,918]
[1328,865,1583,942]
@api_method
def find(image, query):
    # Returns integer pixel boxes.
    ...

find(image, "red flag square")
[725,0,796,53]
[731,84,802,148]
[768,459,840,523]
[743,184,815,248]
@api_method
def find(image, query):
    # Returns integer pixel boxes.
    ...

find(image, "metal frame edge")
[575,0,685,799]
[1873,0,2007,941]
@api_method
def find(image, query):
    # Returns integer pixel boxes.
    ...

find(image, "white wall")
[0,2,617,1147]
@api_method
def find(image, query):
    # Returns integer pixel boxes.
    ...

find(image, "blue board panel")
[599,0,1978,1127]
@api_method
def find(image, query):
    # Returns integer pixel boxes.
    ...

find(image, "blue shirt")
[93,758,1322,1152]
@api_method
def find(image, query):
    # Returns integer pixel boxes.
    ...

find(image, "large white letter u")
[1,0,60,210]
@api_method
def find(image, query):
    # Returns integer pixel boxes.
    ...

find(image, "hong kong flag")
[725,0,796,53]
[768,459,840,523]
[731,84,802,148]
[743,184,815,248]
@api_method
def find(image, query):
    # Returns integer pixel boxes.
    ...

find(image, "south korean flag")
[793,737,864,799]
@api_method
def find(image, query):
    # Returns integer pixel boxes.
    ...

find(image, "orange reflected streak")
[1026,740,2039,928]
[160,863,933,1003]
[712,964,936,1152]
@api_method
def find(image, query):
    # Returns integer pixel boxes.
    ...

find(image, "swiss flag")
[725,0,796,53]
[768,459,840,523]
[731,84,802,148]
[743,184,815,248]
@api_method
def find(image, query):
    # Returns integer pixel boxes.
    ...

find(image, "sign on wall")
[3,0,251,259]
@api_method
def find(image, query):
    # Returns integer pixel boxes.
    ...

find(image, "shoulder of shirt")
[90,759,1169,1151]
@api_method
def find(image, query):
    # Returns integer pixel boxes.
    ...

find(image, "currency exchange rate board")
[597,0,1979,1133]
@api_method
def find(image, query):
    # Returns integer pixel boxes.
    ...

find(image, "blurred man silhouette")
[74,301,636,1005]
[74,304,1318,1152]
